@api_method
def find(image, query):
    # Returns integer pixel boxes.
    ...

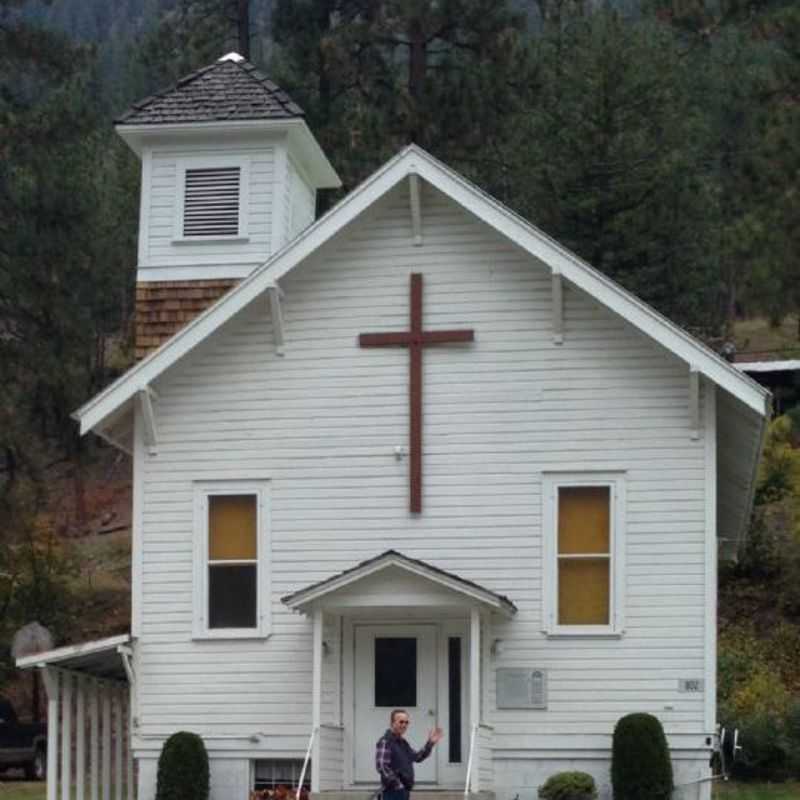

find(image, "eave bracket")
[689,366,700,440]
[552,270,564,345]
[137,387,159,455]
[409,174,423,246]
[268,283,286,356]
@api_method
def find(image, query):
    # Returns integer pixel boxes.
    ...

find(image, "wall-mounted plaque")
[497,668,547,709]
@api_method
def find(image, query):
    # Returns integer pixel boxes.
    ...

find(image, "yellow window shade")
[558,558,610,625]
[209,494,257,561]
[558,486,610,555]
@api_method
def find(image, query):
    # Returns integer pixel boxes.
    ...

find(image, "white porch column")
[61,673,73,800]
[126,693,134,800]
[76,678,87,800]
[102,685,112,800]
[41,667,59,800]
[469,607,481,793]
[90,681,100,800]
[115,691,124,800]
[311,608,323,793]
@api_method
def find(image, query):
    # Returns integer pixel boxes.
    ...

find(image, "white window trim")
[192,480,271,639]
[542,472,626,638]
[174,156,251,243]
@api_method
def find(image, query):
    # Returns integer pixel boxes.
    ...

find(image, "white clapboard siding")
[317,726,344,791]
[477,726,494,791]
[287,158,316,241]
[144,144,274,268]
[135,180,710,751]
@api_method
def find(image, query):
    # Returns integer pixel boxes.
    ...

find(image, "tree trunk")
[316,0,334,123]
[237,0,250,59]
[407,15,427,145]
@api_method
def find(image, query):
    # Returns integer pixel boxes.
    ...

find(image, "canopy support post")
[469,607,481,793]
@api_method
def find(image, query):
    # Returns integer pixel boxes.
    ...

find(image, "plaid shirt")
[375,731,433,791]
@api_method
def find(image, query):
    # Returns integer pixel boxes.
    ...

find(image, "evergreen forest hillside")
[2,0,800,782]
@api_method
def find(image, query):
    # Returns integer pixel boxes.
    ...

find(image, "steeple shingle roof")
[116,55,304,125]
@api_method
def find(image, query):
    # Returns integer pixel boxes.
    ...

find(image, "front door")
[353,624,438,784]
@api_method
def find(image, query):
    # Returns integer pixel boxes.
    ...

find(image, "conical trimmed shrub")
[156,731,209,800]
[611,713,673,800]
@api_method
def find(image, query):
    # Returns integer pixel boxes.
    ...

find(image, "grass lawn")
[4,780,800,800]
[734,314,800,358]
[712,783,800,799]
[0,781,46,800]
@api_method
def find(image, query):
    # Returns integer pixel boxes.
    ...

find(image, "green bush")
[723,711,790,781]
[611,713,673,800]
[155,732,209,800]
[785,701,800,777]
[538,770,597,800]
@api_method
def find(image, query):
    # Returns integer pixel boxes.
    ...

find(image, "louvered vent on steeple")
[183,166,241,237]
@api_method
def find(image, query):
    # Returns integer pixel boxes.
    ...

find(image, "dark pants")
[383,790,410,800]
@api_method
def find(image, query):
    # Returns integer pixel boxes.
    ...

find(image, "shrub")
[611,713,673,800]
[785,701,800,777]
[722,710,791,781]
[538,770,597,800]
[155,731,209,800]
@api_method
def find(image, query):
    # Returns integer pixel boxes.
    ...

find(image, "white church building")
[17,53,770,800]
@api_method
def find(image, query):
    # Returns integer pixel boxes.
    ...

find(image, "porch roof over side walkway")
[16,634,132,681]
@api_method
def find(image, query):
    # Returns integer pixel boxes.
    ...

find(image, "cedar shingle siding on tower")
[135,280,238,360]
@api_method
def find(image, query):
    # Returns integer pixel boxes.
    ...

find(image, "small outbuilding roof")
[116,53,304,126]
[282,549,518,617]
[737,359,800,373]
[15,634,131,682]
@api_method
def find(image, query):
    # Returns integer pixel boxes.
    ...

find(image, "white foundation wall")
[493,755,712,800]
[131,179,714,771]
[134,753,712,800]
[136,756,250,800]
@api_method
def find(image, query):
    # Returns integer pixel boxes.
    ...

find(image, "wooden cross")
[359,273,474,513]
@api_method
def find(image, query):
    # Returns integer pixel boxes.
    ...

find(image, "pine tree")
[508,8,722,332]
[0,3,137,473]
[272,0,527,191]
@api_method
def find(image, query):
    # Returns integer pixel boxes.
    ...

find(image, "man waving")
[376,709,444,800]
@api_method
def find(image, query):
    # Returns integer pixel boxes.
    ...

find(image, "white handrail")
[463,724,478,798]
[296,726,317,798]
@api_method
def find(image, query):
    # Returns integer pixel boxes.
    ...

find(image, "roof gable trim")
[75,145,768,436]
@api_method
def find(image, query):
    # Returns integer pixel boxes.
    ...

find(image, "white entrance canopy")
[16,634,134,800]
[282,549,517,618]
[283,552,511,794]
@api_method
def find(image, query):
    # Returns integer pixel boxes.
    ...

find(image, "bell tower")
[116,53,340,359]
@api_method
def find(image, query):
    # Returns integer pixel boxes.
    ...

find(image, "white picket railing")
[463,724,478,797]
[296,726,317,797]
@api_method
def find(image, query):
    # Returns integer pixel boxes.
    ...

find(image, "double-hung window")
[193,481,270,638]
[542,473,625,636]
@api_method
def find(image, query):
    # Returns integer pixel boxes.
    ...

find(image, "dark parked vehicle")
[0,697,47,780]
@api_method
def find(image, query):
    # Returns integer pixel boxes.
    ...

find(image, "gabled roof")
[75,144,769,437]
[282,550,517,617]
[116,53,303,126]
